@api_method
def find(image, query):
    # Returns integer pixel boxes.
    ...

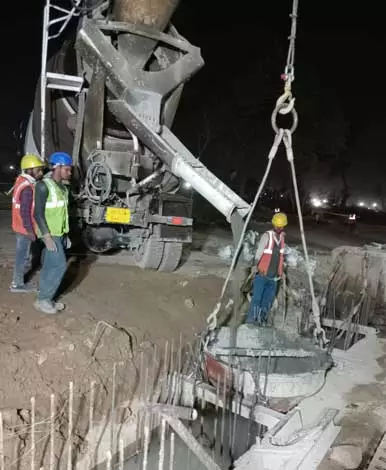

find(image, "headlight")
[311,198,322,207]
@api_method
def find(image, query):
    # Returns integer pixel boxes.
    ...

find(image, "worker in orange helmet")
[246,212,287,325]
[10,154,45,293]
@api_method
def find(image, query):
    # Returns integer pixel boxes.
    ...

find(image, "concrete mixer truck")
[24,0,250,271]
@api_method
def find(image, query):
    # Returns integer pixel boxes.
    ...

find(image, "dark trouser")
[246,274,278,323]
[12,233,32,286]
[38,236,67,302]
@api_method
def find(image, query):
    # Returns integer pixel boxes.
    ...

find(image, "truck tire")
[134,236,165,270]
[158,242,183,272]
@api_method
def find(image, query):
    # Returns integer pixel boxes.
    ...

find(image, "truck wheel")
[134,236,165,270]
[158,242,183,272]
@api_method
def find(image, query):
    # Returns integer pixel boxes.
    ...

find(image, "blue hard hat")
[49,152,73,166]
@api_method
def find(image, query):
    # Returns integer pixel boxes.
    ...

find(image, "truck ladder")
[40,0,84,160]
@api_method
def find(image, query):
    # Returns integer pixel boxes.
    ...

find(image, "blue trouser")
[38,236,67,302]
[246,274,278,323]
[12,233,32,286]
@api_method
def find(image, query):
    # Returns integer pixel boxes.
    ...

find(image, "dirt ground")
[0,252,226,468]
[2,204,386,468]
[0,260,223,408]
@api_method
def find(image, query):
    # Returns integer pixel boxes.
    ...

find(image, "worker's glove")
[64,236,72,250]
[43,234,57,252]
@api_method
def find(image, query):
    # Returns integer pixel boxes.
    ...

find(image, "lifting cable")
[205,0,327,345]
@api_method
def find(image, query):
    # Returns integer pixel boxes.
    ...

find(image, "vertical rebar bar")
[119,439,124,470]
[106,451,112,470]
[169,432,175,470]
[168,340,174,405]
[142,361,150,467]
[50,394,55,470]
[89,381,95,431]
[142,412,150,470]
[259,349,272,439]
[247,353,262,450]
[111,363,117,455]
[200,387,205,441]
[170,340,174,375]
[159,418,166,470]
[67,382,73,470]
[0,412,4,470]
[136,352,145,458]
[220,370,226,460]
[144,362,149,406]
[31,396,35,470]
[282,272,287,324]
[228,366,234,460]
[89,381,95,469]
[162,341,170,440]
[231,365,240,459]
[212,375,220,459]
[262,348,272,399]
[150,345,158,432]
[175,333,182,406]
[344,301,354,351]
[151,344,158,401]
[163,341,169,401]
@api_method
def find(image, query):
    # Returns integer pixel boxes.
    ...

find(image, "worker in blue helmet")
[33,151,73,314]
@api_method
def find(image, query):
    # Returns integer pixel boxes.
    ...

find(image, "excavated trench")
[123,407,260,470]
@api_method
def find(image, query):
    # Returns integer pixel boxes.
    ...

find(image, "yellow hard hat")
[20,154,45,171]
[272,212,288,228]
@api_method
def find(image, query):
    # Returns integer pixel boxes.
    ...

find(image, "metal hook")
[271,103,298,135]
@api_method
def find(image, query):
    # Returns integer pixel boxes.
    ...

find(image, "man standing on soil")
[10,154,45,293]
[34,152,73,314]
[246,212,287,325]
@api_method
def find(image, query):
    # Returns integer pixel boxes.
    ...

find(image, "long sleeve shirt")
[254,231,284,279]
[19,186,35,235]
[34,180,50,236]
[254,232,269,263]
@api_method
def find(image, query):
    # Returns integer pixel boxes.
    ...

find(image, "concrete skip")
[203,325,332,409]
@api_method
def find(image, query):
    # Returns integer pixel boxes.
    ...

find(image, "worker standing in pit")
[246,212,287,325]
[33,152,73,314]
[10,154,45,293]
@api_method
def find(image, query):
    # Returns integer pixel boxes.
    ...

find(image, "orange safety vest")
[257,230,285,277]
[11,175,35,235]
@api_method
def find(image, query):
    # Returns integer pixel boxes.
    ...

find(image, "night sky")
[1,0,384,202]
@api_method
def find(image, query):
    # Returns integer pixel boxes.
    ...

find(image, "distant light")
[311,198,322,208]
[280,194,284,198]
[9,165,15,170]
[358,201,365,207]
[274,208,280,213]
[372,202,378,208]
[322,199,328,204]
[183,182,192,189]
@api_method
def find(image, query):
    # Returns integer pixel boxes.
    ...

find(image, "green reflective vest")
[43,178,69,237]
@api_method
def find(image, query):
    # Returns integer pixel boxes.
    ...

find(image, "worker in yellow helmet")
[10,154,45,293]
[246,212,287,325]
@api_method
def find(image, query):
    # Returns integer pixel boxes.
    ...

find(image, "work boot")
[10,282,37,293]
[34,300,59,315]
